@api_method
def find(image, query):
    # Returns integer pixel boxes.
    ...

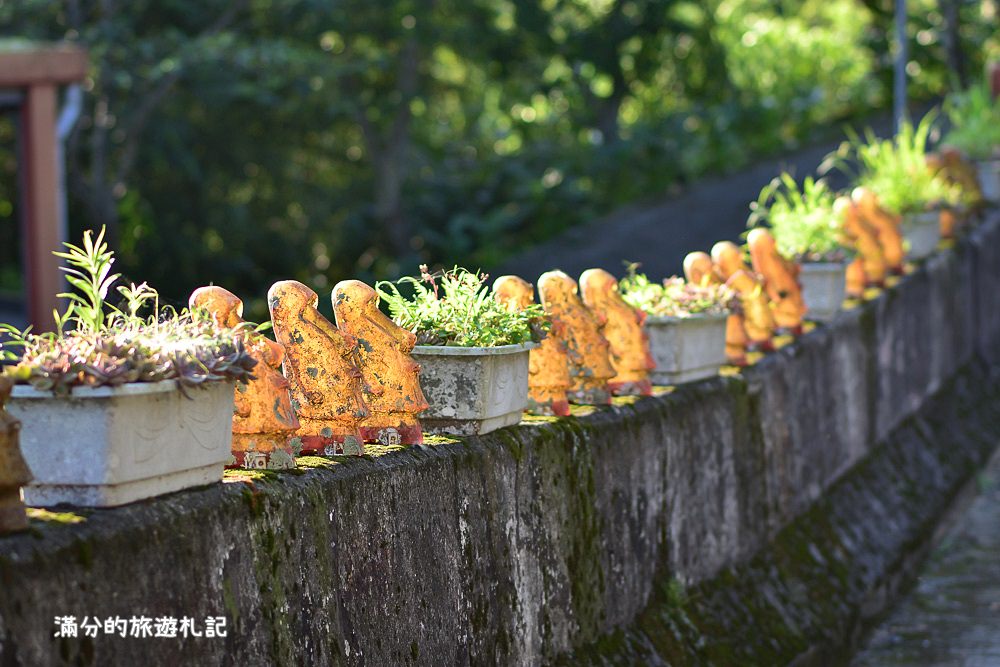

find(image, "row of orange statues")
[194,209,936,469]
[682,235,807,366]
[191,281,428,466]
[191,270,660,468]
[495,270,655,414]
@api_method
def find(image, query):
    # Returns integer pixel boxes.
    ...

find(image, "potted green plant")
[943,82,1000,201]
[844,113,961,259]
[619,265,733,385]
[0,229,254,507]
[749,174,851,321]
[376,266,546,435]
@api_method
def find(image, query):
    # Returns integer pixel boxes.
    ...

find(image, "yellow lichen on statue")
[332,280,427,446]
[493,275,571,416]
[190,286,300,469]
[579,268,654,396]
[747,228,807,334]
[0,377,30,534]
[268,280,368,456]
[537,270,615,405]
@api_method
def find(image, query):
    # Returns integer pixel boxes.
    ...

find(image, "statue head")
[269,280,319,315]
[492,275,535,311]
[683,251,717,286]
[189,286,244,329]
[746,228,777,256]
[578,269,619,307]
[711,241,746,281]
[332,280,378,317]
[537,270,578,306]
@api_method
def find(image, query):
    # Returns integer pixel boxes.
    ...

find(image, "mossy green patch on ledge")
[563,364,1000,666]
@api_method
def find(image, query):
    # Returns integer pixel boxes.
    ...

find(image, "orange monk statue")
[493,275,571,416]
[835,196,888,289]
[852,187,905,274]
[844,258,868,299]
[747,228,807,334]
[683,251,748,365]
[268,280,368,456]
[190,286,300,469]
[0,377,30,533]
[711,242,776,352]
[332,280,427,446]
[579,269,654,396]
[537,270,615,405]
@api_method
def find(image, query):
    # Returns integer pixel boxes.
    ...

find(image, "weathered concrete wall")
[1,215,999,666]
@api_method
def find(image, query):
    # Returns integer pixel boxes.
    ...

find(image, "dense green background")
[0,0,994,320]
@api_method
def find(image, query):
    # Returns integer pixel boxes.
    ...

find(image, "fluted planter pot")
[645,313,727,385]
[799,261,848,322]
[976,159,1000,202]
[412,343,535,436]
[901,211,941,260]
[8,380,235,508]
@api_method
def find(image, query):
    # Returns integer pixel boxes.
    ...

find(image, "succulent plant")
[1,228,255,395]
[619,265,736,318]
[376,265,550,347]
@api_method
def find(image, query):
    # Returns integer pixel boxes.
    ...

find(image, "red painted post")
[20,84,61,331]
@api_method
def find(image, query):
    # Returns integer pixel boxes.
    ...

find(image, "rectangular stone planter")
[645,313,727,385]
[412,343,534,436]
[976,159,1000,202]
[8,380,234,508]
[799,261,847,322]
[901,211,941,260]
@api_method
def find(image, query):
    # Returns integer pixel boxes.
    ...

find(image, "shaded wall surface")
[1,216,1000,666]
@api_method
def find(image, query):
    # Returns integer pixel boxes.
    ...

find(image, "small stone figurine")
[268,280,368,456]
[537,270,615,405]
[332,280,427,446]
[683,251,748,366]
[836,196,887,289]
[579,269,654,396]
[493,275,572,416]
[0,377,30,534]
[711,242,776,351]
[190,286,300,469]
[853,187,904,274]
[747,228,806,334]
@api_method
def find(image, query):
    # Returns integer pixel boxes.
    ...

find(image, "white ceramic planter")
[8,380,234,507]
[901,211,941,260]
[976,159,1000,202]
[412,343,534,436]
[645,313,727,385]
[799,261,847,322]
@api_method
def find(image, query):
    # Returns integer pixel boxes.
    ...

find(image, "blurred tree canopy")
[0,0,994,319]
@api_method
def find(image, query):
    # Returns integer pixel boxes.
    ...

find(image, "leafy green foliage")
[749,174,848,261]
[0,0,993,320]
[376,266,548,347]
[834,112,961,217]
[619,265,734,318]
[0,229,255,394]
[943,82,1000,161]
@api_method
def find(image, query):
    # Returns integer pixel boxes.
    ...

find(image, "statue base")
[359,421,423,447]
[229,433,298,470]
